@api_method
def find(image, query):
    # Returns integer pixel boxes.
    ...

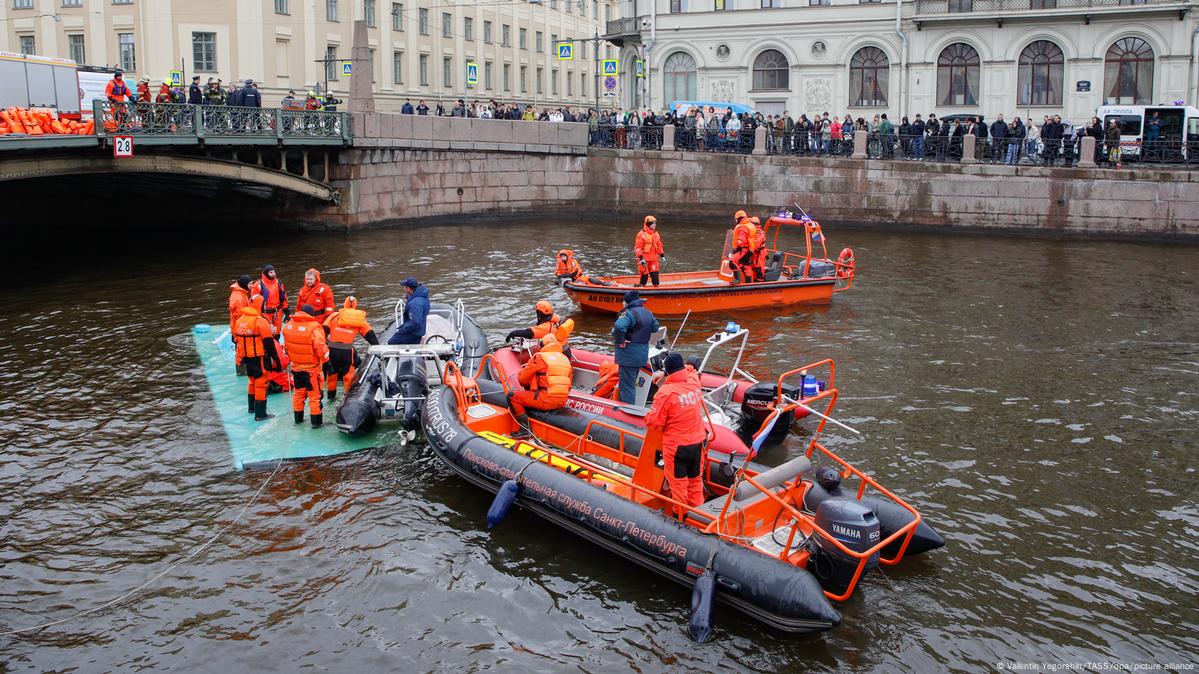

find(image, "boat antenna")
[668,309,692,352]
[793,202,811,219]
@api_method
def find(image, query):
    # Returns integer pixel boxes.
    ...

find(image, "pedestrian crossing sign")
[557,43,573,60]
[634,59,644,78]
[169,70,183,86]
[342,61,352,76]
[466,61,478,85]
[602,59,619,76]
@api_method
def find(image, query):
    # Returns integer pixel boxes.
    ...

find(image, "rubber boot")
[513,413,531,437]
[326,389,336,401]
[254,399,274,422]
[311,413,323,428]
[294,411,305,424]
[248,394,256,414]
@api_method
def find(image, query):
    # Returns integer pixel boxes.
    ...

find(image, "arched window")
[752,49,789,90]
[849,46,889,107]
[937,42,980,106]
[1017,40,1064,106]
[663,51,697,102]
[1104,37,1153,104]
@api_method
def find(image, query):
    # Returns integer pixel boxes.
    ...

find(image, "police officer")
[611,290,659,405]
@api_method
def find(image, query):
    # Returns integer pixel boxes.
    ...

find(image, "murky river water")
[1,219,1197,672]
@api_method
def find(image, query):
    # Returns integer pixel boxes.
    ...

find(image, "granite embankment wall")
[303,112,1198,240]
[583,149,1199,240]
[311,112,589,228]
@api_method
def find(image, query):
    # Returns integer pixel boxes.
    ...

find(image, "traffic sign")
[634,59,644,78]
[557,43,573,60]
[604,75,617,91]
[169,70,183,86]
[342,61,352,76]
[466,61,478,85]
[602,59,619,76]
[113,135,134,158]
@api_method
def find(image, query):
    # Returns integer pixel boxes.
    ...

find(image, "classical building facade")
[607,0,1199,122]
[0,0,619,110]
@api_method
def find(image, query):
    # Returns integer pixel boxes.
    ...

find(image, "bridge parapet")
[93,101,352,147]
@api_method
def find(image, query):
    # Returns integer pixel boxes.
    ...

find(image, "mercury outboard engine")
[337,371,382,436]
[387,355,428,431]
[738,381,802,445]
[807,498,881,596]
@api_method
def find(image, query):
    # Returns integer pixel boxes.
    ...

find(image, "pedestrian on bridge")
[188,75,202,105]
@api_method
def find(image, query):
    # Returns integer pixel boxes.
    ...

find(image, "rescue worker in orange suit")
[228,274,252,375]
[729,211,759,283]
[250,264,289,335]
[283,304,330,427]
[751,216,768,281]
[297,268,335,324]
[323,296,379,401]
[233,295,283,421]
[505,301,574,356]
[634,215,665,287]
[105,70,133,103]
[591,358,620,400]
[555,249,614,286]
[645,353,708,513]
[508,334,572,428]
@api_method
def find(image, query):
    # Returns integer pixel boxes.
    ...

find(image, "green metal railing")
[91,101,352,144]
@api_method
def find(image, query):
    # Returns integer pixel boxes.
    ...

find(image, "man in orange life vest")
[297,268,335,324]
[729,211,758,283]
[323,296,379,401]
[283,304,330,427]
[105,70,133,103]
[555,249,614,286]
[250,265,289,335]
[508,334,572,429]
[228,274,252,375]
[645,353,708,512]
[634,215,665,287]
[752,216,769,281]
[233,295,283,421]
[505,300,574,355]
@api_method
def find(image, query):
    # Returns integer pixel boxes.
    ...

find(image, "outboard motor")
[392,355,428,430]
[808,498,881,596]
[802,466,946,558]
[337,371,382,436]
[738,381,801,445]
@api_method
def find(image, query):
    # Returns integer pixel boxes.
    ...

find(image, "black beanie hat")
[664,353,684,375]
[237,275,252,290]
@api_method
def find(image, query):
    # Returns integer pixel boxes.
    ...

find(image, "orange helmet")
[643,215,657,227]
[750,216,761,225]
[535,300,553,315]
[734,209,747,220]
[344,296,358,309]
[250,294,265,312]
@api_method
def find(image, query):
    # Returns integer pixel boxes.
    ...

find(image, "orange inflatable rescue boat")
[562,214,855,316]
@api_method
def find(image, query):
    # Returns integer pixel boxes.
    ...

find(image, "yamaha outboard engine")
[391,355,428,430]
[802,466,946,558]
[738,381,801,445]
[337,371,382,436]
[808,498,881,596]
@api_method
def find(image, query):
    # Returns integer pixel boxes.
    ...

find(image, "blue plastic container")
[802,375,819,398]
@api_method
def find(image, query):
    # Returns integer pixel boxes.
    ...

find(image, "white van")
[0,51,80,117]
[1096,104,1199,161]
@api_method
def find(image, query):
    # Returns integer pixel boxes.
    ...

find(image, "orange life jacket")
[326,308,370,347]
[530,314,574,346]
[233,307,273,360]
[556,250,582,278]
[635,226,663,261]
[282,312,329,369]
[251,276,287,313]
[228,283,250,333]
[733,219,758,252]
[533,343,572,398]
[593,360,620,400]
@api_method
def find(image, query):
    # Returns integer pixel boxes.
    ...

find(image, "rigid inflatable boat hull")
[422,385,842,633]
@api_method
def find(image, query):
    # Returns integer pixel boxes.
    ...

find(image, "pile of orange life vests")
[0,108,95,136]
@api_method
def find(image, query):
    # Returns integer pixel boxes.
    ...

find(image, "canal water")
[1,219,1196,672]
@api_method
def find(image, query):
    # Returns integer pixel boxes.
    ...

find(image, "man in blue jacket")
[388,278,430,344]
[612,290,659,405]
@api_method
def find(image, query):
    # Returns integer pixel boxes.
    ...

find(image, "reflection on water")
[1,220,1197,671]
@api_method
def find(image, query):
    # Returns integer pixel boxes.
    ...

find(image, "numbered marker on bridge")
[113,135,134,159]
